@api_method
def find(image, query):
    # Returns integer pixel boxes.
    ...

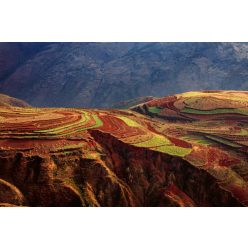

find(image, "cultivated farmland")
[0,91,248,206]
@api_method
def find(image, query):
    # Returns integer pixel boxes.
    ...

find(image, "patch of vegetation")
[69,114,103,134]
[35,111,90,134]
[153,145,192,157]
[237,129,248,136]
[56,144,83,151]
[181,107,248,116]
[34,111,103,137]
[205,135,242,148]
[118,116,141,127]
[64,144,83,149]
[135,134,171,147]
[182,134,215,146]
[62,151,75,155]
[148,106,162,114]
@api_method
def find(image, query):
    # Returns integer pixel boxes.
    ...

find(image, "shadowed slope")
[2,43,248,108]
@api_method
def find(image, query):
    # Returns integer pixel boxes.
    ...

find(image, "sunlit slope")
[0,94,30,107]
[132,90,248,119]
[132,90,248,205]
[0,107,191,157]
[0,91,248,206]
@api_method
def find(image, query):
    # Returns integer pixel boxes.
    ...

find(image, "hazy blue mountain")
[0,42,248,107]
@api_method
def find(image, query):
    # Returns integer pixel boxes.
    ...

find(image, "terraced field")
[0,90,248,206]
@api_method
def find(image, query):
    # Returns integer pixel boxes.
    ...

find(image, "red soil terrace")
[0,91,248,206]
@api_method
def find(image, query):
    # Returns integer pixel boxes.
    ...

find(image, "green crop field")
[135,134,171,147]
[148,106,162,114]
[152,145,192,157]
[181,107,248,116]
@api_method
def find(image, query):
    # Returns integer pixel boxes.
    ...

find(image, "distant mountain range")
[0,42,248,108]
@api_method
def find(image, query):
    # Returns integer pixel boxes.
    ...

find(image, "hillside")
[111,96,156,109]
[0,91,247,206]
[1,43,248,107]
[0,93,30,107]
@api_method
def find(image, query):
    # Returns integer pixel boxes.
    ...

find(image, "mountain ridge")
[0,42,248,108]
